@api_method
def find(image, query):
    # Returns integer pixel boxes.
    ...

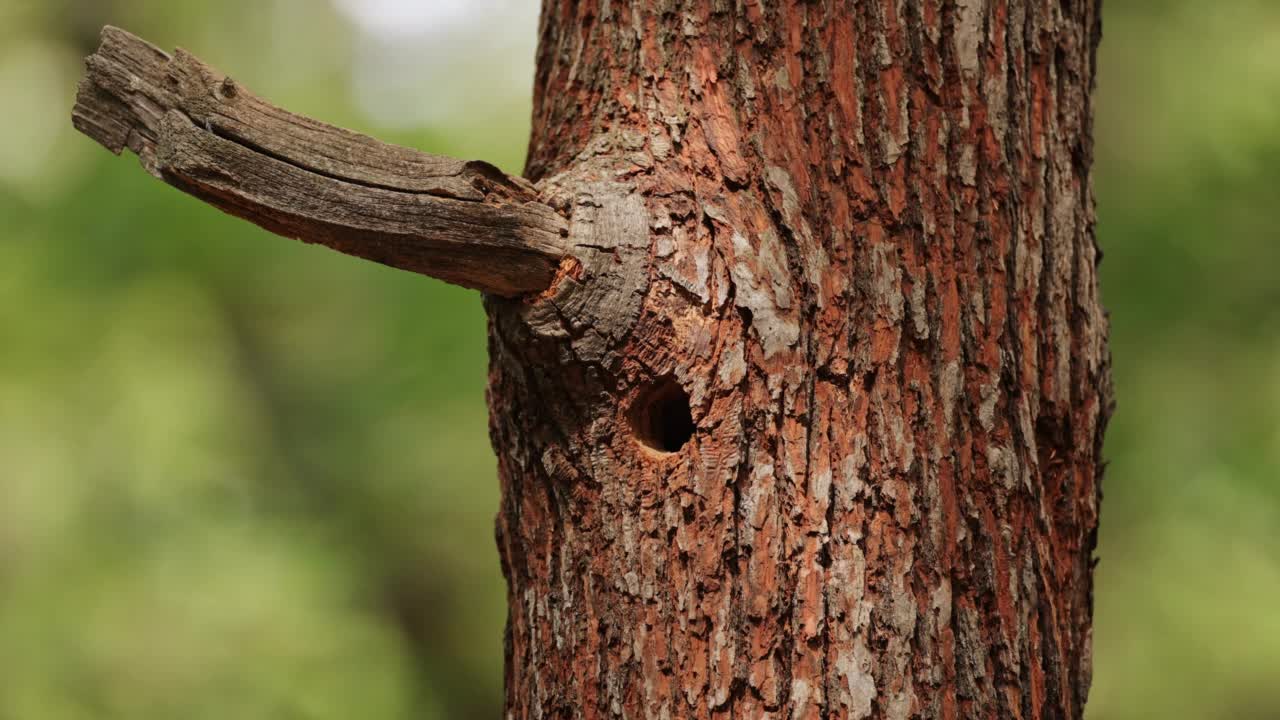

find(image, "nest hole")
[629,378,694,454]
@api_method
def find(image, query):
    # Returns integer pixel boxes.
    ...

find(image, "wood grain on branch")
[71,26,568,297]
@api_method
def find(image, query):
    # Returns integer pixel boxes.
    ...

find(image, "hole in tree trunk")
[629,377,695,454]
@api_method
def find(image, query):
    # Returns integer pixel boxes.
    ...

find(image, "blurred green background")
[0,1,1276,718]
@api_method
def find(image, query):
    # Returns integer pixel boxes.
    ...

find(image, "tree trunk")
[486,1,1110,718]
[69,3,1110,716]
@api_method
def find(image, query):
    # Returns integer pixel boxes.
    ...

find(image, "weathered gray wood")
[71,26,569,297]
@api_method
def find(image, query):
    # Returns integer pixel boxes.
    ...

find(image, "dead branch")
[72,26,568,297]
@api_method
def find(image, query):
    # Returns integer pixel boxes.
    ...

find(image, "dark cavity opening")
[629,377,695,453]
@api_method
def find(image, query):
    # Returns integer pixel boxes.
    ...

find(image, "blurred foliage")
[1089,2,1280,717]
[0,1,1276,718]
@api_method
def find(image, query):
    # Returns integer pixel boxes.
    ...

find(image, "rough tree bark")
[72,1,1111,717]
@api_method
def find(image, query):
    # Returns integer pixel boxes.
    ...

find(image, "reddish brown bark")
[487,1,1110,719]
[69,3,1111,716]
